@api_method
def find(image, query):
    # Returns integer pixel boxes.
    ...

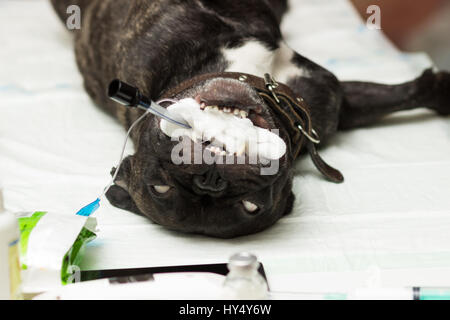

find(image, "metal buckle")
[297,124,321,144]
[264,73,280,103]
[262,73,320,145]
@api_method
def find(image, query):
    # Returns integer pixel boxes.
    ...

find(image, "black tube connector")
[108,79,149,108]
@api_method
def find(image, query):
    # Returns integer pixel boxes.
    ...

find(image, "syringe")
[270,287,450,300]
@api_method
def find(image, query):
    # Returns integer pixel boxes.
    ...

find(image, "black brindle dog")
[50,0,449,238]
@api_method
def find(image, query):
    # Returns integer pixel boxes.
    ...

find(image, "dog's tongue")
[160,98,286,160]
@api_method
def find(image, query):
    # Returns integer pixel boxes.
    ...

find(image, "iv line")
[98,99,178,200]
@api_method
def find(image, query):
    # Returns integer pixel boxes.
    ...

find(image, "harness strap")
[161,72,344,183]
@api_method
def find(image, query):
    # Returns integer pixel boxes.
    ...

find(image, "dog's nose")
[193,168,228,196]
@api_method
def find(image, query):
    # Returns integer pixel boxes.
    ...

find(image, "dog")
[50,0,449,238]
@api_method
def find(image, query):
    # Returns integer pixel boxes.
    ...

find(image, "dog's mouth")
[159,98,286,160]
[158,78,286,161]
[195,97,272,131]
[193,77,276,130]
[195,100,277,157]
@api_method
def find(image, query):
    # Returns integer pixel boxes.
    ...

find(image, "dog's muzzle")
[161,72,344,184]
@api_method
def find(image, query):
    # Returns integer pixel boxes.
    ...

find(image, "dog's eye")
[242,200,259,213]
[153,185,171,194]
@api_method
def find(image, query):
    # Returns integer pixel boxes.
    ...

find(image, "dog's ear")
[105,155,143,216]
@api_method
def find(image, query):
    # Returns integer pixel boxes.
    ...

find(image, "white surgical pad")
[160,98,287,160]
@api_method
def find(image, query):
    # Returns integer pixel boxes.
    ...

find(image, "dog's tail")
[49,0,92,24]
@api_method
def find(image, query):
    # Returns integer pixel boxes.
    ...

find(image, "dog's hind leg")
[338,69,450,130]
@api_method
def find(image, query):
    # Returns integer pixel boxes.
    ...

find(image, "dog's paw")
[433,71,450,116]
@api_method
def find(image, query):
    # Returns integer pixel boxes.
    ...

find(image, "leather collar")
[162,72,344,183]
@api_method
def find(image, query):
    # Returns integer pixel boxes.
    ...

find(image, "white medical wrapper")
[20,212,96,293]
[0,0,449,294]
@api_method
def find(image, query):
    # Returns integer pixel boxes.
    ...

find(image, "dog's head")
[106,77,296,238]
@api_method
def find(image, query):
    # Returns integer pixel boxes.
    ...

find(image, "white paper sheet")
[1,0,449,293]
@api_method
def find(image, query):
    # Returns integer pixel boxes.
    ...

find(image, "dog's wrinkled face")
[106,78,295,238]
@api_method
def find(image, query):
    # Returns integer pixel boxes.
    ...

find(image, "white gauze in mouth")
[160,98,286,160]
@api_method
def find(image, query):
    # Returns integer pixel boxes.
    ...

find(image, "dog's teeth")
[240,110,248,118]
[223,107,231,113]
[204,106,211,111]
[200,103,206,109]
[212,106,219,111]
[233,109,240,115]
[236,144,246,156]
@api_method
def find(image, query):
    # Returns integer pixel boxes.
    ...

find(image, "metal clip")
[297,124,321,144]
[264,73,280,103]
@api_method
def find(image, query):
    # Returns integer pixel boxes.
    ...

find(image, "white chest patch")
[222,40,310,83]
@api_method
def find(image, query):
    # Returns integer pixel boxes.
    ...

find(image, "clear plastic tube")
[98,99,178,200]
